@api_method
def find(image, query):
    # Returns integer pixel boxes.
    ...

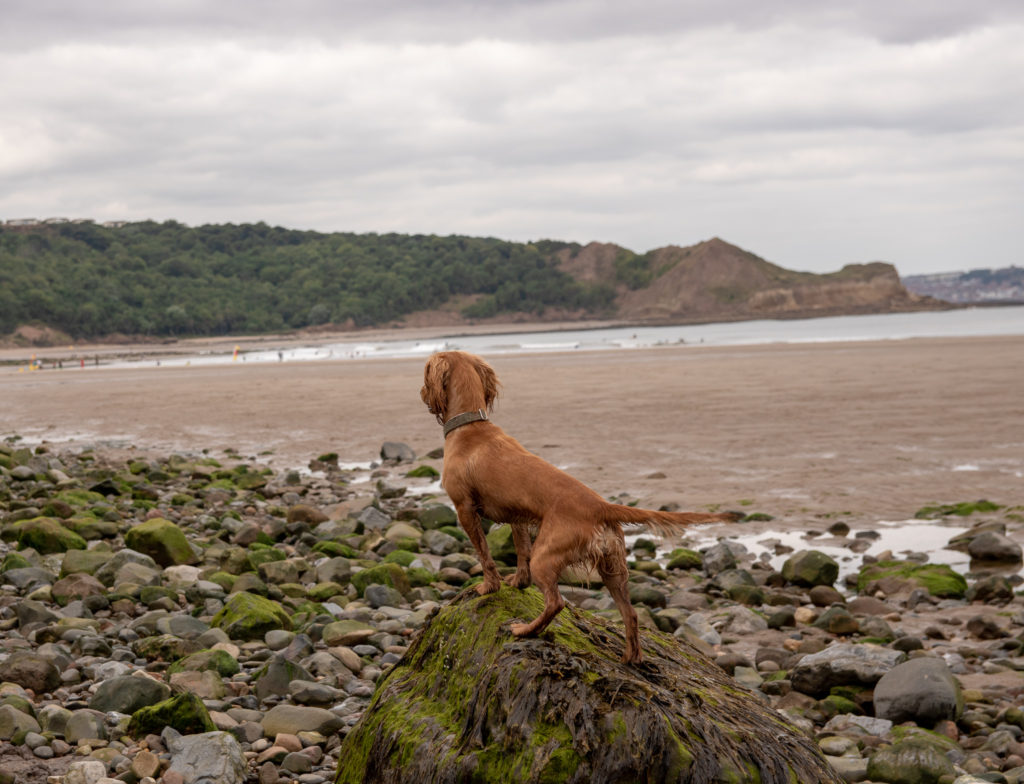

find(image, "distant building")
[903,266,1024,303]
[43,217,70,224]
[4,218,40,226]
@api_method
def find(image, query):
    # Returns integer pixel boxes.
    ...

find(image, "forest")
[0,221,620,339]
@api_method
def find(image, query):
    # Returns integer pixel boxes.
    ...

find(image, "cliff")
[558,237,944,324]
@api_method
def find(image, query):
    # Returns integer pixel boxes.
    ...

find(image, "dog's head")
[421,351,500,425]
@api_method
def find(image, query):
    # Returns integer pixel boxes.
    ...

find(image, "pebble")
[0,440,1021,784]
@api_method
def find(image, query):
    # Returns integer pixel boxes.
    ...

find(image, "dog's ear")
[421,353,451,424]
[472,355,501,412]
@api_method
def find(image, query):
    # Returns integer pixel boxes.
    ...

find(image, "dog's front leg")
[455,501,503,595]
[504,524,532,588]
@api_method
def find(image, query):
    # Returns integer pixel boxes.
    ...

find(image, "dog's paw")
[504,572,531,588]
[475,580,501,596]
[509,622,534,637]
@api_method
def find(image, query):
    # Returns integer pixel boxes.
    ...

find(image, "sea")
[120,305,1024,368]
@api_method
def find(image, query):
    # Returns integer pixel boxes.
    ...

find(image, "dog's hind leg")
[509,523,570,638]
[504,524,532,588]
[596,536,643,664]
[454,501,503,595]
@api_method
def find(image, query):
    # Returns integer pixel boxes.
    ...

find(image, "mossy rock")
[139,585,180,606]
[39,500,74,519]
[351,563,412,598]
[334,587,844,784]
[312,541,360,558]
[167,649,240,678]
[124,518,197,567]
[405,465,440,479]
[438,525,467,542]
[63,515,119,540]
[54,489,106,508]
[248,547,286,570]
[914,500,1001,519]
[131,634,203,662]
[666,548,702,570]
[59,549,111,577]
[406,567,438,588]
[485,524,518,566]
[127,691,216,737]
[865,737,955,784]
[207,571,237,592]
[781,550,839,588]
[211,591,292,640]
[235,472,269,491]
[308,581,347,602]
[857,560,967,598]
[0,552,32,573]
[383,550,417,567]
[5,517,87,554]
[418,504,458,530]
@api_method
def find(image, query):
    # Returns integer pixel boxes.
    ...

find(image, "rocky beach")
[0,334,1022,783]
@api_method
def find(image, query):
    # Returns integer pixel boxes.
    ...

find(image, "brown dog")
[421,350,737,663]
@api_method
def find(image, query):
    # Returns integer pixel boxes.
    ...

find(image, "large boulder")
[789,643,904,697]
[335,587,843,784]
[124,518,198,567]
[873,657,964,725]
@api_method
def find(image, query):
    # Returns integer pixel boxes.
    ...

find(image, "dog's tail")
[601,503,741,536]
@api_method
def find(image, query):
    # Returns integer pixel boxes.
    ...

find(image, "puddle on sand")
[631,519,1023,586]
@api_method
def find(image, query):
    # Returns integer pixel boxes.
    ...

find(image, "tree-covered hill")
[0,221,615,339]
[1,220,940,342]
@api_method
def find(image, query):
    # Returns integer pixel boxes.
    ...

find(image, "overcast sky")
[2,1,1022,275]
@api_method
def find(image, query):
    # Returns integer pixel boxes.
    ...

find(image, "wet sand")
[2,335,1022,526]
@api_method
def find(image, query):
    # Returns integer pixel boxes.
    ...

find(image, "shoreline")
[0,301,983,366]
[2,334,1022,532]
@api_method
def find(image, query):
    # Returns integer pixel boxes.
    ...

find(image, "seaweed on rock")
[336,586,842,784]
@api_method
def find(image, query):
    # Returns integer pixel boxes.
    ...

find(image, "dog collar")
[443,409,488,437]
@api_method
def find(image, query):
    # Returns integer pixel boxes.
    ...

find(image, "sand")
[2,334,1022,527]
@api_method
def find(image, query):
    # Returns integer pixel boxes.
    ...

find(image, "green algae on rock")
[124,517,197,567]
[211,591,292,640]
[3,516,88,554]
[167,648,241,678]
[350,562,411,598]
[335,586,843,784]
[856,560,967,599]
[127,691,216,737]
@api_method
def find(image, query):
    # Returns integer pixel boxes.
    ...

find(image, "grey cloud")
[1,1,1022,274]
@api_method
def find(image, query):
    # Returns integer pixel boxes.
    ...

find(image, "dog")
[421,350,738,663]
